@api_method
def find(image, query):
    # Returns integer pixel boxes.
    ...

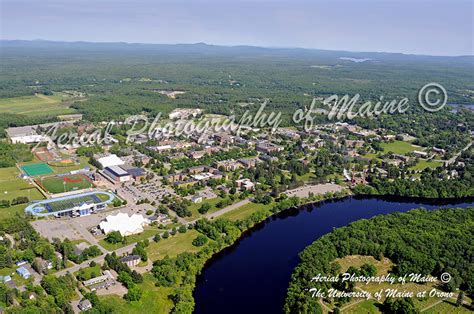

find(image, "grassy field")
[381,140,420,155]
[0,167,44,219]
[99,227,159,251]
[186,197,231,221]
[146,229,202,260]
[0,93,76,117]
[37,174,94,194]
[423,300,472,313]
[49,156,91,174]
[100,274,174,314]
[409,159,443,171]
[347,300,381,313]
[75,264,102,281]
[22,156,91,175]
[219,202,274,221]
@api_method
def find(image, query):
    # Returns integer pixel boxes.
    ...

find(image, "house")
[120,255,142,268]
[16,266,31,279]
[0,275,12,283]
[33,257,53,274]
[15,260,27,267]
[412,150,428,158]
[432,147,446,155]
[78,299,93,311]
[235,179,255,191]
[191,195,203,203]
[345,140,365,148]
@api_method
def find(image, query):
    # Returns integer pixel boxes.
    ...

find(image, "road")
[206,199,251,219]
[442,141,472,166]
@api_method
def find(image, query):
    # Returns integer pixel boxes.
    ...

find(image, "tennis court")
[21,163,54,176]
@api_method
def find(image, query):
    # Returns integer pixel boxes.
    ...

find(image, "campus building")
[24,191,115,217]
[6,125,48,144]
[99,213,150,236]
[103,166,132,183]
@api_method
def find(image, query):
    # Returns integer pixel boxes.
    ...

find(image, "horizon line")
[2,38,473,58]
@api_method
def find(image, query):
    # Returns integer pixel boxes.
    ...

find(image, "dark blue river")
[193,196,473,313]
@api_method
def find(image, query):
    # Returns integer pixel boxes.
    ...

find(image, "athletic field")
[36,174,95,194]
[45,194,102,212]
[21,163,54,176]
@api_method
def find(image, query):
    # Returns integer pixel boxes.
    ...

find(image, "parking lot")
[31,204,155,242]
[120,179,176,203]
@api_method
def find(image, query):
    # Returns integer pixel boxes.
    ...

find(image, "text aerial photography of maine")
[0,0,473,313]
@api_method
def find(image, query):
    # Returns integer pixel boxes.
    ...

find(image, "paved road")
[206,199,251,219]
[445,141,472,165]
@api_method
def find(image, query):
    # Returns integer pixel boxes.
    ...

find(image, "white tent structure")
[98,154,125,169]
[99,213,150,236]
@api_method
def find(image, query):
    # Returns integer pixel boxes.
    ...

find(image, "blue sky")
[1,0,472,56]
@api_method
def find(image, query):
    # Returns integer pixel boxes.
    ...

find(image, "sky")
[1,0,473,56]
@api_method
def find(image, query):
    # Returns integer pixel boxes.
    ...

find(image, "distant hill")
[1,39,473,64]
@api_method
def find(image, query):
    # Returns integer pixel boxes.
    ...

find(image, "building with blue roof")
[16,266,31,279]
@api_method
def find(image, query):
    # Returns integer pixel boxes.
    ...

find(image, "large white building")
[99,213,150,236]
[98,154,125,169]
[6,126,48,144]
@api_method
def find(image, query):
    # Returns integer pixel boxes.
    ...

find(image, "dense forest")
[0,41,473,150]
[284,207,474,313]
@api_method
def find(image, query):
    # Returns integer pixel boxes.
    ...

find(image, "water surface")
[194,196,473,313]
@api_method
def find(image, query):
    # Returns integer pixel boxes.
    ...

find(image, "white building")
[99,213,150,236]
[98,154,125,169]
[6,126,48,144]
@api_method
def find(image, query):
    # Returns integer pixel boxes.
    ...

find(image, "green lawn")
[0,93,76,117]
[49,156,91,174]
[409,159,443,171]
[37,174,94,194]
[187,197,230,220]
[75,264,102,281]
[0,166,44,219]
[423,300,472,313]
[219,202,273,221]
[100,273,174,314]
[146,229,202,260]
[381,140,420,155]
[99,228,159,251]
[346,300,381,313]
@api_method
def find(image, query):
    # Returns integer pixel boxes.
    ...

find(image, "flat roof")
[105,165,129,177]
[6,125,38,137]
